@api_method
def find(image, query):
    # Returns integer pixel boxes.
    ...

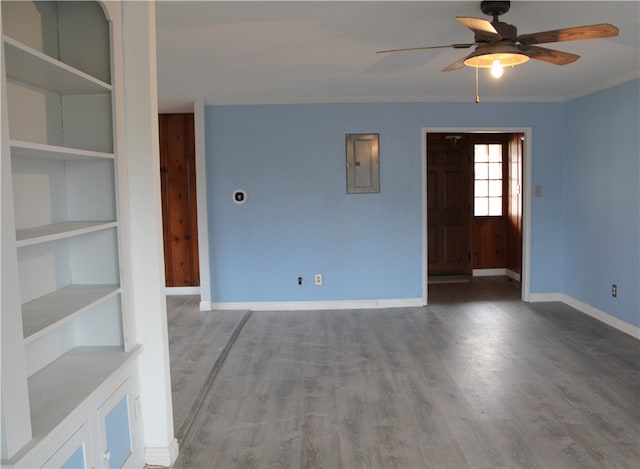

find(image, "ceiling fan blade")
[456,17,502,41]
[377,43,475,54]
[442,52,476,72]
[518,23,619,45]
[519,45,580,65]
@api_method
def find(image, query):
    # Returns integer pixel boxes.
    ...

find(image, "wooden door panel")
[444,225,465,263]
[442,149,464,165]
[428,225,470,274]
[472,217,507,268]
[427,171,437,211]
[427,224,439,264]
[443,170,466,209]
[427,134,472,275]
[159,113,199,287]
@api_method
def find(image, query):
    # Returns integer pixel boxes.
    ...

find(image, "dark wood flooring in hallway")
[168,277,639,468]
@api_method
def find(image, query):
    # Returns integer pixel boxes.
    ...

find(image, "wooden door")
[159,113,199,287]
[470,134,509,270]
[427,133,472,275]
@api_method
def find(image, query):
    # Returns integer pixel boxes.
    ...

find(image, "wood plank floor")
[167,295,249,438]
[170,278,640,468]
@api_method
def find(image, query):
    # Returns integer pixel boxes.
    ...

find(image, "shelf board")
[16,221,117,247]
[10,140,114,161]
[28,345,141,442]
[3,36,111,94]
[23,285,120,344]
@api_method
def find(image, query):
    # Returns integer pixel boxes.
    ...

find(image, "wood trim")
[145,438,179,467]
[193,101,212,306]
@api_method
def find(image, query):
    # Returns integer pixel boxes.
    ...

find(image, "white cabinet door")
[96,381,134,469]
[42,423,93,469]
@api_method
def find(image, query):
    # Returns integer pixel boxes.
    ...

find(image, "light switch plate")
[535,185,543,197]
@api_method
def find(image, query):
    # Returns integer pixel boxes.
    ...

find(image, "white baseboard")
[528,292,564,302]
[145,438,179,467]
[199,301,212,311]
[472,269,521,281]
[506,269,521,281]
[376,298,424,308]
[166,286,200,296]
[211,298,424,311]
[529,292,639,339]
[561,294,640,339]
[472,268,507,277]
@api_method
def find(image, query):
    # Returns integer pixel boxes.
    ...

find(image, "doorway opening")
[422,128,531,303]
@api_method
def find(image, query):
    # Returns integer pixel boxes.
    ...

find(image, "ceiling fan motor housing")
[479,1,517,42]
[491,22,518,42]
[480,1,511,18]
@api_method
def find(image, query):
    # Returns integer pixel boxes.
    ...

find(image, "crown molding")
[565,70,640,101]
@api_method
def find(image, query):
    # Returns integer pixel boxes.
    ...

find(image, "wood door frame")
[421,127,532,305]
[194,101,212,311]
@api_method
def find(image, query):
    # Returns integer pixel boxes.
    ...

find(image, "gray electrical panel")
[346,133,380,193]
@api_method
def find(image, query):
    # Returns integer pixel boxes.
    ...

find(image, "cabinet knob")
[104,449,111,461]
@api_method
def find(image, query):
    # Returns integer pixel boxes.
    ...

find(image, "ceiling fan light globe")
[465,51,529,68]
[464,43,529,69]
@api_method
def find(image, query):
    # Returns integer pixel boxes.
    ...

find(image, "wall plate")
[232,189,247,205]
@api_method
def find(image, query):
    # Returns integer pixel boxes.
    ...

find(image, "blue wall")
[205,101,565,303]
[563,79,640,327]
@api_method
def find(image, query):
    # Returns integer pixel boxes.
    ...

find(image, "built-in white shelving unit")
[3,36,111,94]
[15,221,118,247]
[22,284,120,343]
[10,140,115,161]
[28,345,140,440]
[1,2,147,467]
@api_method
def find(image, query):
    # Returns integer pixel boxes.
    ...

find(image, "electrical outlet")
[612,284,617,297]
[298,277,302,285]
[315,274,322,286]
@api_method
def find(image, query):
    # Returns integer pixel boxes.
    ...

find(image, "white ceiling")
[155,1,640,112]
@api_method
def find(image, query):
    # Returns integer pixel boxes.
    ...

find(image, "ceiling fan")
[377,1,619,78]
